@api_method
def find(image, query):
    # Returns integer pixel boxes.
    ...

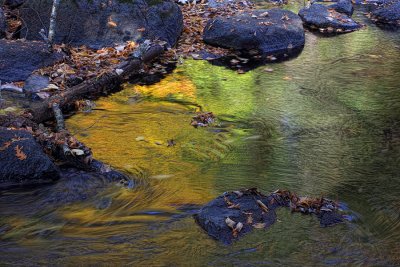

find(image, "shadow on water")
[1,3,400,266]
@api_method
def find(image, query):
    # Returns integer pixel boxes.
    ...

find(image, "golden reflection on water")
[66,74,229,224]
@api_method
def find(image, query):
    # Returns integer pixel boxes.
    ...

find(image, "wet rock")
[194,189,344,244]
[370,0,400,25]
[22,75,49,94]
[4,0,26,9]
[0,40,63,82]
[299,4,362,33]
[0,129,60,189]
[329,0,354,16]
[203,8,305,56]
[42,162,133,206]
[19,0,183,48]
[0,8,6,39]
[43,170,114,205]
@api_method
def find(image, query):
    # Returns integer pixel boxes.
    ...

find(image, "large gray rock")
[203,9,305,56]
[299,4,362,33]
[370,0,400,25]
[19,0,183,48]
[329,0,354,17]
[0,129,60,188]
[0,7,6,39]
[0,40,63,82]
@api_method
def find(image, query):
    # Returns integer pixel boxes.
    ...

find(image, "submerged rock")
[329,0,354,16]
[299,4,362,33]
[203,9,305,56]
[0,8,6,39]
[0,40,63,82]
[0,129,60,188]
[194,189,344,244]
[370,0,400,25]
[19,0,183,48]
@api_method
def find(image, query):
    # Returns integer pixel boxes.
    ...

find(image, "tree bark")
[29,44,164,124]
[48,0,60,48]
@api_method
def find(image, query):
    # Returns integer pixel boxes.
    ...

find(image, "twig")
[52,102,65,132]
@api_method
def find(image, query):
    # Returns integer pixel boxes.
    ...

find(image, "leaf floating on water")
[15,145,27,160]
[252,223,266,229]
[283,76,292,81]
[149,174,174,180]
[167,139,176,147]
[264,68,274,73]
[135,136,145,141]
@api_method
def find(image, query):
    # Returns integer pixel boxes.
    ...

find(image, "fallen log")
[29,43,164,124]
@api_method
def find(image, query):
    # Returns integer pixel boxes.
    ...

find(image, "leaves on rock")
[14,145,27,160]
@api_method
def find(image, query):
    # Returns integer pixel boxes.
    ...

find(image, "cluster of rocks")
[0,0,184,87]
[194,0,398,60]
[0,128,131,189]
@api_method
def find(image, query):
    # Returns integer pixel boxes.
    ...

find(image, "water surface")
[1,4,400,266]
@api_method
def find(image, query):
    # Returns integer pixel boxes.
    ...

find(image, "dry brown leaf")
[246,214,253,224]
[15,145,27,160]
[252,223,266,229]
[0,141,12,151]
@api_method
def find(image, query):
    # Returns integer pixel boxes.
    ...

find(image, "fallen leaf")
[256,199,269,212]
[264,68,274,73]
[252,223,266,229]
[246,214,253,224]
[0,141,12,151]
[15,145,27,160]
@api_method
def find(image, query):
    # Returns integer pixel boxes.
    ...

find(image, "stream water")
[1,3,400,266]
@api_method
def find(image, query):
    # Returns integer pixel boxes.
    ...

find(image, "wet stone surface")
[0,129,60,188]
[194,189,344,244]
[299,4,362,33]
[0,40,63,82]
[203,8,305,56]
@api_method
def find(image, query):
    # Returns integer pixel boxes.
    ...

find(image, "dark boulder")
[0,7,6,39]
[203,8,305,56]
[299,4,362,33]
[194,189,344,244]
[370,0,400,25]
[0,129,60,189]
[19,0,183,48]
[0,40,63,82]
[329,0,354,16]
[3,0,26,9]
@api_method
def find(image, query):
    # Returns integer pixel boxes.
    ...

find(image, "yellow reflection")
[133,71,197,100]
[65,75,228,224]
